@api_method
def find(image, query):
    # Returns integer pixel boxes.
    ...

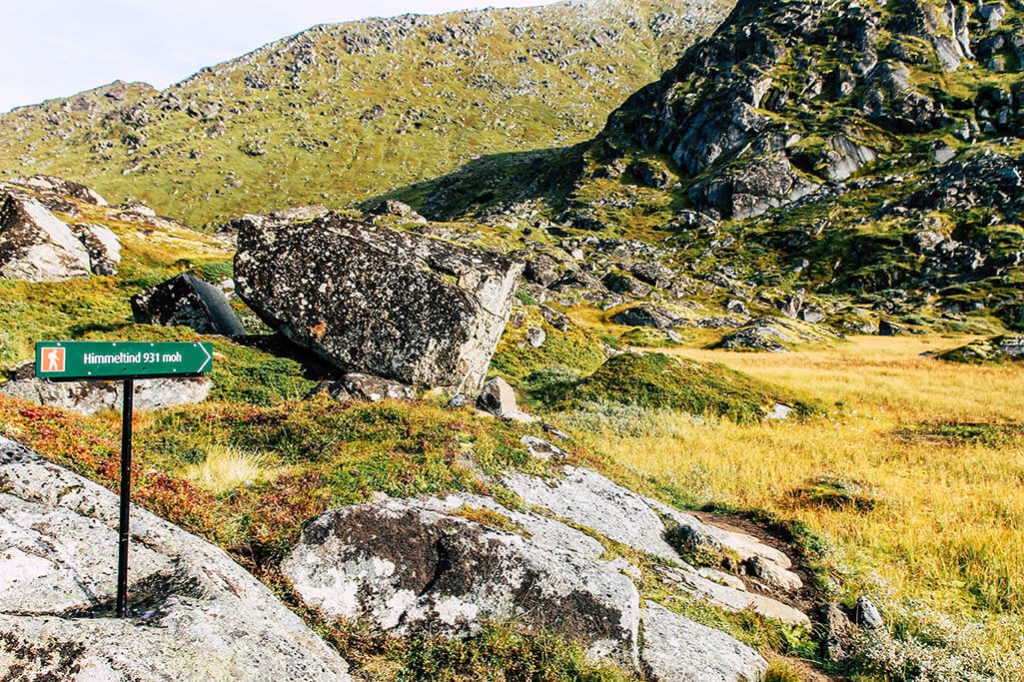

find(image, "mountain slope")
[417,0,1024,331]
[0,0,730,227]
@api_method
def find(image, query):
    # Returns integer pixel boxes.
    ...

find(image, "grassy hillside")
[0,0,730,227]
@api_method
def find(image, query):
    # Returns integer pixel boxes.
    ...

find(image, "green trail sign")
[34,339,213,618]
[35,341,213,380]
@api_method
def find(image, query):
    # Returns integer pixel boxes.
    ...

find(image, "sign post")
[35,341,213,617]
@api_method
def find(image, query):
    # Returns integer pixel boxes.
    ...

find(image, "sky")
[1,0,552,113]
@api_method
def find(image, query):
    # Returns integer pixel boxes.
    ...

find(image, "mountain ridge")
[0,0,731,227]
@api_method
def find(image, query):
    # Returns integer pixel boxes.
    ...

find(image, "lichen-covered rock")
[282,495,641,667]
[132,274,246,336]
[0,437,351,681]
[0,363,211,416]
[0,193,91,282]
[640,601,768,682]
[235,215,522,394]
[70,222,122,275]
[503,466,682,561]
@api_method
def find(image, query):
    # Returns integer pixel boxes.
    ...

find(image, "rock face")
[131,274,246,336]
[0,437,351,681]
[0,363,211,416]
[0,193,91,282]
[640,601,768,681]
[235,214,523,393]
[70,223,122,275]
[283,495,641,667]
[504,466,810,627]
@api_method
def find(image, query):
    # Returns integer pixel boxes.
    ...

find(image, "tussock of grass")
[185,445,271,495]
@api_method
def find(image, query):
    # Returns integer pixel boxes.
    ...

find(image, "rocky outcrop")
[0,437,351,681]
[714,317,840,353]
[70,223,122,275]
[0,194,91,282]
[284,465,808,676]
[690,152,819,220]
[235,214,523,394]
[640,601,768,681]
[283,495,642,667]
[0,363,211,416]
[7,175,108,206]
[937,335,1024,363]
[131,274,246,336]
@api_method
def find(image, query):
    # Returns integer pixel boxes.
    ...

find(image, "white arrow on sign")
[196,343,213,373]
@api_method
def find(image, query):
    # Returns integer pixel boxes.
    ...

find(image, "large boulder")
[235,215,522,393]
[132,274,246,336]
[282,495,641,667]
[0,363,211,416]
[0,194,91,282]
[0,437,351,681]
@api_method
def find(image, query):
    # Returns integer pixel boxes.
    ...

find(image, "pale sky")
[1,0,553,113]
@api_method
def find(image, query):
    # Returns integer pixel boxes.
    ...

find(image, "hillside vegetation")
[410,0,1024,331]
[0,0,729,227]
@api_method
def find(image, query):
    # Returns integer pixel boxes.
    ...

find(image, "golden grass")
[591,335,1024,663]
[185,445,273,495]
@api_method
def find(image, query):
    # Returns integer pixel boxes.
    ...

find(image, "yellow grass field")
[594,335,1024,672]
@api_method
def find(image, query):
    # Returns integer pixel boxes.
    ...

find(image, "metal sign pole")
[115,378,134,618]
[33,341,214,618]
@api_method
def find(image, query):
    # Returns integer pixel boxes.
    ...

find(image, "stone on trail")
[0,362,211,416]
[282,495,641,667]
[640,601,768,682]
[0,437,351,681]
[235,215,523,394]
[131,273,246,336]
[476,376,534,422]
[0,193,92,282]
